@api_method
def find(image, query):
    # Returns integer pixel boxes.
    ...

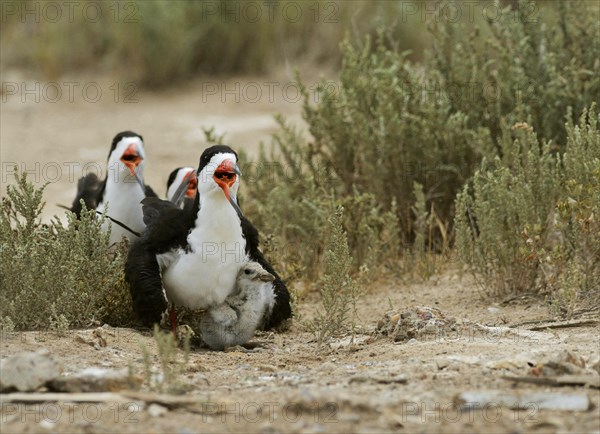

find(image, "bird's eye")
[244,269,252,275]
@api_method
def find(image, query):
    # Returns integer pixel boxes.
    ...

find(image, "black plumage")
[69,174,156,217]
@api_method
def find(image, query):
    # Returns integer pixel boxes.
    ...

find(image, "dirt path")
[1,271,599,433]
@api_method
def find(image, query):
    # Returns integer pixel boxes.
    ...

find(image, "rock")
[349,374,408,384]
[258,364,278,372]
[487,359,522,371]
[75,327,111,350]
[527,349,595,377]
[190,373,210,386]
[0,350,62,392]
[147,403,168,417]
[379,306,457,343]
[436,358,451,370]
[38,419,57,430]
[329,335,370,350]
[455,391,591,411]
[318,362,336,372]
[49,367,142,392]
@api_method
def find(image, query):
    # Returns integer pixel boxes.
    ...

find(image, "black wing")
[125,241,168,327]
[144,184,158,198]
[139,197,195,251]
[125,196,197,326]
[69,173,104,217]
[241,215,292,330]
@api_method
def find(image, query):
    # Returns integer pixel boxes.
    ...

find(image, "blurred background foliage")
[1,0,428,87]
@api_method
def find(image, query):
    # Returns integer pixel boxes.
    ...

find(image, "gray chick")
[200,262,275,350]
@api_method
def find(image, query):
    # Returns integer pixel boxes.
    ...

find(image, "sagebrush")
[306,206,361,344]
[0,172,134,330]
[455,105,600,314]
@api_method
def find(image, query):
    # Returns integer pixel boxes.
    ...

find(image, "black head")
[198,145,238,173]
[166,167,185,190]
[109,131,143,160]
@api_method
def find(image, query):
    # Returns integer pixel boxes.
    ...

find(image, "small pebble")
[148,403,168,418]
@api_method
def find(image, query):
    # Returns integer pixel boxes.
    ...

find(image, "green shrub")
[455,121,561,294]
[545,107,600,315]
[0,171,134,330]
[307,207,361,344]
[455,105,599,312]
[429,0,599,147]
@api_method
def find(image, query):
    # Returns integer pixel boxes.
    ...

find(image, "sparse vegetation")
[306,207,361,344]
[140,325,191,394]
[455,105,600,314]
[0,171,134,330]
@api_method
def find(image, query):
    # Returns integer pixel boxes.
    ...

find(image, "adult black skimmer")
[200,261,277,350]
[69,131,156,244]
[166,167,197,209]
[125,145,291,334]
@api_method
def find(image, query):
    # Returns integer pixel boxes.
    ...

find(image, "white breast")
[97,181,146,245]
[161,194,248,309]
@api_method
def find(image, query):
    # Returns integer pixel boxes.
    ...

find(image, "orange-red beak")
[185,171,197,198]
[120,143,143,177]
[213,159,239,201]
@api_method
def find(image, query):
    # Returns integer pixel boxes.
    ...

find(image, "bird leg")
[169,305,178,340]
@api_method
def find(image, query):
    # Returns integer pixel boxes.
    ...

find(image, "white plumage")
[97,136,146,244]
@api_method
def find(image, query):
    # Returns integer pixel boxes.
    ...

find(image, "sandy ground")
[1,271,599,433]
[1,76,599,433]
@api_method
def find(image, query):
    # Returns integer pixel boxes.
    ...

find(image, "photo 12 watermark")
[197,1,341,24]
[1,82,139,104]
[198,79,538,106]
[399,400,539,424]
[0,160,338,186]
[396,1,539,23]
[1,79,539,106]
[0,1,539,25]
[1,1,139,24]
[1,400,339,425]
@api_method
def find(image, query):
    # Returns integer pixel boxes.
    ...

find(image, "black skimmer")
[166,167,197,209]
[200,261,276,350]
[69,131,156,244]
[125,145,291,334]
